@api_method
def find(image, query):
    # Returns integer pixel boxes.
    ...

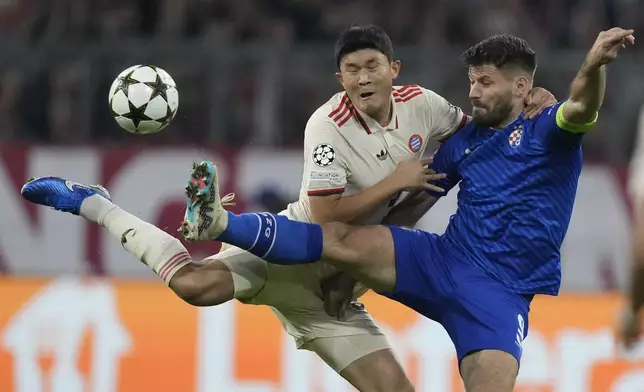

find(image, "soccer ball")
[108,65,179,134]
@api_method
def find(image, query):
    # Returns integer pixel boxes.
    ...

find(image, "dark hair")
[461,34,537,75]
[334,25,394,69]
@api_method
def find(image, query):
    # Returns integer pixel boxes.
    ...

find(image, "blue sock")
[217,211,323,265]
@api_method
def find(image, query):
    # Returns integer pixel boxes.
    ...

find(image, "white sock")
[80,194,192,284]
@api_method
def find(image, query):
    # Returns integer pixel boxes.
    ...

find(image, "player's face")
[468,65,516,128]
[336,49,400,122]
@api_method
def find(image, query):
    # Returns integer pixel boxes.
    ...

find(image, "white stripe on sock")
[247,213,263,252]
[262,214,278,258]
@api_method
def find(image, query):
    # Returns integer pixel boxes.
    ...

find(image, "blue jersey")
[429,102,595,295]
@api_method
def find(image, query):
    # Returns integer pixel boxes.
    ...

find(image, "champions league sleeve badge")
[312,144,336,167]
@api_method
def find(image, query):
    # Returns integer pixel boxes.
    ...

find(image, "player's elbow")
[309,195,345,223]
[310,209,334,224]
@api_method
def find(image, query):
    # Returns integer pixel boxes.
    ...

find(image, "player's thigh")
[320,223,396,292]
[441,266,532,389]
[340,347,414,392]
[281,297,386,363]
[203,245,268,303]
[377,226,449,317]
[460,350,518,392]
[304,333,413,392]
[304,333,389,375]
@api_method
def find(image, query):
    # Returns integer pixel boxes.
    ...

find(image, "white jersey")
[218,85,467,346]
[286,84,467,224]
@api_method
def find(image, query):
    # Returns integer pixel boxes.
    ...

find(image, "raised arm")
[561,28,634,127]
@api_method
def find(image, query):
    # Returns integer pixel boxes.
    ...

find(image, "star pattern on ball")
[109,65,178,135]
[145,74,168,102]
[121,100,152,128]
[116,70,139,96]
[162,104,174,121]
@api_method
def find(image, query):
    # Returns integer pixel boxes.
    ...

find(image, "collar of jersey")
[348,95,399,134]
[483,113,525,133]
[508,113,525,128]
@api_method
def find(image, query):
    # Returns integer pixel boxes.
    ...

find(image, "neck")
[493,105,524,130]
[373,99,393,127]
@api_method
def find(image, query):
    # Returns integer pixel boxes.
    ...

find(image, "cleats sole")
[185,161,216,204]
[180,161,218,241]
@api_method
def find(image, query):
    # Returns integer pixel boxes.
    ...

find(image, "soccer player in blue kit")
[171,28,634,391]
[19,27,633,391]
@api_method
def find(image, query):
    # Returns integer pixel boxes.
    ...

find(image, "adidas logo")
[376,149,388,161]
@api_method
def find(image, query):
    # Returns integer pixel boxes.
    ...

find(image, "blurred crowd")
[2,0,641,47]
[0,0,643,163]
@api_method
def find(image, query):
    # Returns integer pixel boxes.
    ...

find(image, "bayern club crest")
[408,134,423,152]
[508,126,523,148]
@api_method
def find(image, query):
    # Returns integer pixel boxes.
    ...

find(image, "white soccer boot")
[179,160,235,242]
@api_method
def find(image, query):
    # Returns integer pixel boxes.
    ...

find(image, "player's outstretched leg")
[179,161,397,292]
[21,176,235,305]
[180,161,324,263]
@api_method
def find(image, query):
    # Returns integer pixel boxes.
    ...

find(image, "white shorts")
[206,245,391,372]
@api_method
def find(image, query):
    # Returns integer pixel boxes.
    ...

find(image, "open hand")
[586,28,635,68]
[392,158,447,193]
[321,273,355,320]
[524,87,557,119]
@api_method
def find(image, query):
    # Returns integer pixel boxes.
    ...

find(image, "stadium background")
[0,0,643,390]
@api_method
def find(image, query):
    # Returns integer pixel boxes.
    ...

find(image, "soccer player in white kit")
[21,25,556,391]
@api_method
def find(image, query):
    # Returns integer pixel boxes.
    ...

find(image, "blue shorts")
[384,226,533,365]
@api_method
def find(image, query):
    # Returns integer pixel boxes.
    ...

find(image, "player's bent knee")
[319,223,396,292]
[319,222,357,262]
[320,222,351,244]
[320,222,372,260]
[169,260,235,306]
[460,349,518,392]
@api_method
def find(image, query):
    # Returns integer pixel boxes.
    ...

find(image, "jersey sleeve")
[302,115,349,196]
[422,87,468,141]
[426,139,461,198]
[534,101,598,147]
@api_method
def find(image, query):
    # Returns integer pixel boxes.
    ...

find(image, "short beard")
[472,100,514,128]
